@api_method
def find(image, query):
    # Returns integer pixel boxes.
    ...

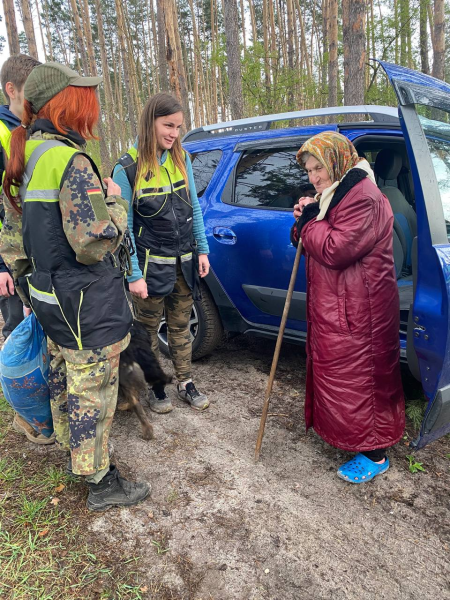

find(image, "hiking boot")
[177,382,209,411]
[86,465,150,512]
[148,387,173,414]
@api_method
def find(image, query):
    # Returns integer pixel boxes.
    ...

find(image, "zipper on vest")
[51,279,98,350]
[31,257,37,271]
[164,166,180,254]
[52,287,83,350]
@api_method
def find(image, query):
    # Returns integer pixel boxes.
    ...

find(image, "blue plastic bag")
[0,313,53,437]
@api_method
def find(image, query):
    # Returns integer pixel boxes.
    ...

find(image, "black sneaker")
[86,465,150,512]
[177,382,209,411]
[148,386,173,414]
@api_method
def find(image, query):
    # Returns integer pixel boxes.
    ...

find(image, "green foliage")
[151,539,170,555]
[405,397,427,431]
[406,454,426,474]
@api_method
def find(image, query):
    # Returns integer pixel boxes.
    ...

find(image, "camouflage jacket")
[0,131,128,304]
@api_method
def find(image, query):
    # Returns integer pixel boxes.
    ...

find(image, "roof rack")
[183,105,399,142]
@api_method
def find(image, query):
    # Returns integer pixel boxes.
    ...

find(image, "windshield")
[416,107,450,237]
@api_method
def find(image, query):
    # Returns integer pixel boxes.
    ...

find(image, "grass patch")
[0,394,13,443]
[0,394,146,600]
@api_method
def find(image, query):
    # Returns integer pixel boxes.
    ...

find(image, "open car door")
[378,61,450,449]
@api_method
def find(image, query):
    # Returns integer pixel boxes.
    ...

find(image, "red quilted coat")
[301,177,405,451]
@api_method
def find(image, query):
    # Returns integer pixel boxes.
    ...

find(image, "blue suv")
[158,62,450,450]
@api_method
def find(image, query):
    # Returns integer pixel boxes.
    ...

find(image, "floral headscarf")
[296,131,361,184]
[295,130,376,223]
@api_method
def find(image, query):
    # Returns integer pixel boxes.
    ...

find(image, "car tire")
[158,281,223,361]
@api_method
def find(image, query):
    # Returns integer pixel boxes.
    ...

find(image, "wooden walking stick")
[255,240,303,461]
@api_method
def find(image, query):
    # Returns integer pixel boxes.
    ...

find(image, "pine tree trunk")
[157,0,170,91]
[394,0,399,64]
[370,0,375,58]
[342,0,366,108]
[420,0,430,74]
[116,0,138,139]
[248,0,257,45]
[295,0,312,79]
[262,0,271,96]
[122,3,142,117]
[171,0,192,128]
[20,0,39,58]
[35,0,48,60]
[95,0,118,161]
[79,0,110,172]
[277,0,288,75]
[399,0,407,66]
[163,0,181,100]
[240,0,246,53]
[223,0,244,119]
[141,11,152,96]
[188,0,201,126]
[69,9,81,70]
[150,0,160,91]
[321,0,329,107]
[432,0,445,80]
[42,0,54,60]
[286,0,295,107]
[405,0,412,68]
[80,0,97,75]
[210,0,218,122]
[328,0,338,107]
[69,0,89,74]
[2,0,21,55]
[199,7,212,123]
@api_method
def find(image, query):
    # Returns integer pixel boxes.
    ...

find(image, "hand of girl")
[103,177,121,197]
[129,278,148,299]
[198,254,210,278]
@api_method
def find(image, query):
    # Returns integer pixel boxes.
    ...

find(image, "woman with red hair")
[1,62,149,511]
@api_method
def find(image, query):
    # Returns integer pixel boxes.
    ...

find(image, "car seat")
[374,149,417,269]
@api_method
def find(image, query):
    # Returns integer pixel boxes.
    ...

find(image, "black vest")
[19,140,132,350]
[131,152,199,298]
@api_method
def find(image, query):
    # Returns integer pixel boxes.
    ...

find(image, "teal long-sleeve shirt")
[112,144,209,283]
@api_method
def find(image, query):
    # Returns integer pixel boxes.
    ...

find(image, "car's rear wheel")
[158,281,223,360]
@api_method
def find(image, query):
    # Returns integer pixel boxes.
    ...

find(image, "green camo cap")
[24,62,102,114]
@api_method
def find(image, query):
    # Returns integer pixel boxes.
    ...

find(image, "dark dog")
[118,320,172,440]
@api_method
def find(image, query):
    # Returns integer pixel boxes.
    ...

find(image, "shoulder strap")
[113,152,137,191]
[19,140,68,200]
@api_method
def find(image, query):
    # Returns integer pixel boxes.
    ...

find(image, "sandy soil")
[87,336,450,600]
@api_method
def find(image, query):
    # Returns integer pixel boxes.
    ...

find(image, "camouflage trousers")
[47,334,130,482]
[133,262,193,381]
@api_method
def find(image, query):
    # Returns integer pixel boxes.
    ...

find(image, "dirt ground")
[88,335,450,600]
[3,330,450,599]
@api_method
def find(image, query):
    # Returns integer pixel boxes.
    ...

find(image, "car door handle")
[213,227,237,244]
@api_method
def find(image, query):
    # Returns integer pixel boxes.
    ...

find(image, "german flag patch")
[86,187,102,196]
[86,186,109,221]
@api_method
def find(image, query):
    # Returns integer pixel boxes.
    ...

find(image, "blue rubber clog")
[337,453,390,483]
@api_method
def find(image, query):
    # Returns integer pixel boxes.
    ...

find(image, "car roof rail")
[183,105,399,142]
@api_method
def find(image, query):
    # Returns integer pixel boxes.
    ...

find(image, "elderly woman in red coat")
[291,131,405,483]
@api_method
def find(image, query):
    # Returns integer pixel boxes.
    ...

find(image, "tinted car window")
[190,150,223,197]
[234,148,310,209]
